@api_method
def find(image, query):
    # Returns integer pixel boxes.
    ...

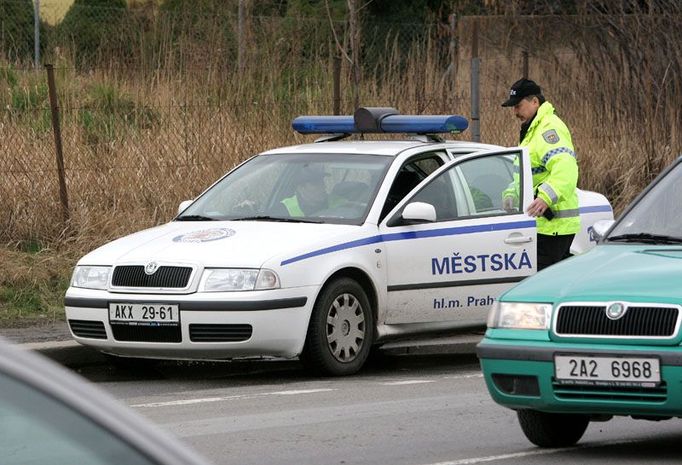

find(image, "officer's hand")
[502,196,516,213]
[526,197,549,217]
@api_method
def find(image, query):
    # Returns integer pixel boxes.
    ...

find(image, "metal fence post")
[348,0,361,111]
[45,64,69,223]
[333,55,341,115]
[470,18,480,142]
[449,13,458,107]
[34,0,40,68]
[238,0,245,74]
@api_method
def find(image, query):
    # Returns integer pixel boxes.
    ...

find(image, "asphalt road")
[71,353,682,465]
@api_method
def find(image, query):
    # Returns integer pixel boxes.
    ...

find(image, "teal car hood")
[503,244,682,303]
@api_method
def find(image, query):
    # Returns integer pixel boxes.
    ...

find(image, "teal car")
[477,156,682,448]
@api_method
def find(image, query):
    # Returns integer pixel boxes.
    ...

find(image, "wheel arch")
[321,267,379,329]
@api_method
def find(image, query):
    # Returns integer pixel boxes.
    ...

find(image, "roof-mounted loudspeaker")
[354,107,399,132]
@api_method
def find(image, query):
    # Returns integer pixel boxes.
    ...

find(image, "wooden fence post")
[45,64,69,224]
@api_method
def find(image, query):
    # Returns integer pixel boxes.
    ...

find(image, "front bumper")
[64,286,317,360]
[477,337,682,417]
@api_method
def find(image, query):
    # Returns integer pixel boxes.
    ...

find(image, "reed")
[0,11,680,250]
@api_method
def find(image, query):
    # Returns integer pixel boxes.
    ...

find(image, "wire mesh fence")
[1,2,681,244]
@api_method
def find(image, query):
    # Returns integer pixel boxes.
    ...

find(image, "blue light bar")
[380,115,468,134]
[292,116,356,134]
[292,113,468,135]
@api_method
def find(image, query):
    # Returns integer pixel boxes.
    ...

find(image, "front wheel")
[517,409,589,447]
[300,278,374,376]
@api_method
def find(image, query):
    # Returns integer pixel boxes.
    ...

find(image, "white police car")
[65,107,613,376]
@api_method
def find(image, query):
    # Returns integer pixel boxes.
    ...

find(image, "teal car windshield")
[607,162,682,243]
[177,153,392,225]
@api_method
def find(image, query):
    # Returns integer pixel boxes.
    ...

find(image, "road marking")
[442,373,484,380]
[382,380,437,386]
[419,439,638,465]
[269,389,334,395]
[131,388,335,408]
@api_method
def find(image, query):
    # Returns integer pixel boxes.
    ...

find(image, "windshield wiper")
[175,214,216,221]
[607,233,682,244]
[230,215,323,224]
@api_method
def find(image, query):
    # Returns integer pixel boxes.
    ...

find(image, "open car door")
[378,147,536,329]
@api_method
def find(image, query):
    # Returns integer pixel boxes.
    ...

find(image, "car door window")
[0,372,156,465]
[380,152,446,221]
[405,152,523,222]
[458,155,515,211]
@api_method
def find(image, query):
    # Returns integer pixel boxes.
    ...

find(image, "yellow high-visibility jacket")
[281,196,305,217]
[507,101,580,235]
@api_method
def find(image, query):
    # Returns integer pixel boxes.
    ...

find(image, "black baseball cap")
[501,78,542,107]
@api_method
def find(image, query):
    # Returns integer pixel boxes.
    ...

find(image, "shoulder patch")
[542,129,560,144]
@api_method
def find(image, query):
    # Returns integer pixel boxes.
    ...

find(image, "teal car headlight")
[71,266,111,290]
[487,301,552,330]
[199,268,280,292]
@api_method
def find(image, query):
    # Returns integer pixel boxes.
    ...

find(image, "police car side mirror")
[592,219,615,242]
[399,202,437,224]
[178,200,193,215]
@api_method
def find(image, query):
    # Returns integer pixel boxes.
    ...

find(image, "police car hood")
[502,244,682,303]
[78,221,360,268]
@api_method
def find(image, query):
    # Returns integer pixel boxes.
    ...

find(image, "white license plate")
[109,303,179,325]
[555,354,661,386]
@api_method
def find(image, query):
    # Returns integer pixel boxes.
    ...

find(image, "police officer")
[281,167,329,216]
[502,78,580,270]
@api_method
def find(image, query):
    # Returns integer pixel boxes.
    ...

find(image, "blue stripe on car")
[281,205,612,266]
[281,219,536,266]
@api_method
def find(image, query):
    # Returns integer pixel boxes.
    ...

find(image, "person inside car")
[280,167,330,216]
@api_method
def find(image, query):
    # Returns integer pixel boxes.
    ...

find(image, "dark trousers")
[537,233,575,271]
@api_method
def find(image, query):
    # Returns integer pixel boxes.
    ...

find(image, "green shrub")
[1,65,51,132]
[159,0,237,66]
[0,0,41,61]
[79,82,158,145]
[58,0,130,66]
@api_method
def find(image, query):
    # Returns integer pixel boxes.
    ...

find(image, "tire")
[517,409,589,448]
[300,277,374,376]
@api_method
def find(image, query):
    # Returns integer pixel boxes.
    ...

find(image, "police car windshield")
[607,161,682,243]
[178,153,392,225]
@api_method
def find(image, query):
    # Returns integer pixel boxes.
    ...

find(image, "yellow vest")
[522,101,580,235]
[281,196,304,217]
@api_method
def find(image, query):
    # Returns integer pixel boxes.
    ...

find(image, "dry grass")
[1,10,681,323]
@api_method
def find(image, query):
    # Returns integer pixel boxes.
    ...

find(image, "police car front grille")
[112,265,192,288]
[189,324,253,342]
[555,305,679,337]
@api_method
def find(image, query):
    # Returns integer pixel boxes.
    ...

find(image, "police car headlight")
[71,266,111,290]
[487,301,551,330]
[199,268,280,292]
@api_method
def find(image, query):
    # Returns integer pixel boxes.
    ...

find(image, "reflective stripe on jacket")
[523,101,580,235]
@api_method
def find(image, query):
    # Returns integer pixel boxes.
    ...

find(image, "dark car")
[0,337,210,465]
